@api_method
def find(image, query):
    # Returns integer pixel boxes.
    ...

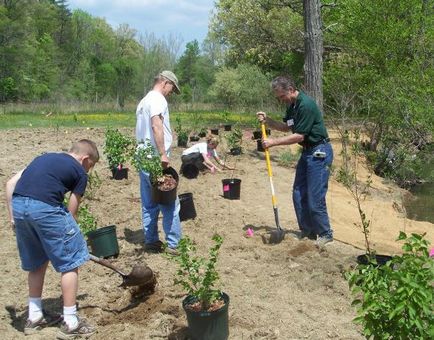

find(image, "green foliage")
[103,128,134,168]
[225,125,243,149]
[169,234,224,311]
[132,140,163,183]
[208,64,271,109]
[278,148,300,168]
[77,204,98,236]
[346,232,434,339]
[174,116,189,144]
[210,0,304,73]
[84,170,102,200]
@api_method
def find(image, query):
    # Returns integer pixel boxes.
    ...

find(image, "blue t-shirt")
[14,153,88,206]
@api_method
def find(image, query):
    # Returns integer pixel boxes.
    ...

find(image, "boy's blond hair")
[206,135,219,146]
[69,139,100,162]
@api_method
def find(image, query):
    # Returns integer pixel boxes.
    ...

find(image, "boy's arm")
[5,169,24,225]
[68,193,82,221]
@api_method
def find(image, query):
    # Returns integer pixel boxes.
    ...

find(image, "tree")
[303,0,323,110]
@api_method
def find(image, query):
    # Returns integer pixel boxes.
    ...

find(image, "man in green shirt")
[257,75,334,246]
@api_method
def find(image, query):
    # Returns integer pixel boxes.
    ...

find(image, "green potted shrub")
[346,232,433,339]
[169,234,229,340]
[133,140,179,204]
[225,125,243,155]
[175,117,189,147]
[104,128,134,180]
[78,204,119,259]
[222,111,232,131]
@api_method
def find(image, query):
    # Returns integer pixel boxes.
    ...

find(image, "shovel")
[89,254,154,287]
[261,122,285,244]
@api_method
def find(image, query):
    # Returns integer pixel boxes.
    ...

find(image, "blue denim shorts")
[12,196,89,273]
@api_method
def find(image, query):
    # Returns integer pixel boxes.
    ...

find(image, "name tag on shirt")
[287,119,294,127]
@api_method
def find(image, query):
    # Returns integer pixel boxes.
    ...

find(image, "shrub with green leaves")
[174,116,189,144]
[169,234,224,311]
[346,232,434,339]
[132,140,163,183]
[225,125,243,150]
[84,170,102,200]
[104,128,134,169]
[78,204,98,236]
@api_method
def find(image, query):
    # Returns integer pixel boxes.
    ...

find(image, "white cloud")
[67,0,214,44]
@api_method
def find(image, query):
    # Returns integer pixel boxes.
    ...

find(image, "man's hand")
[256,111,267,123]
[262,137,275,149]
[161,154,169,169]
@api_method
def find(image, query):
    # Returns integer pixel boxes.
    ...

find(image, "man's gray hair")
[271,76,296,91]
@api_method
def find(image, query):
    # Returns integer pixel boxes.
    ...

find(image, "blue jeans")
[292,142,333,238]
[139,171,181,249]
[12,196,89,273]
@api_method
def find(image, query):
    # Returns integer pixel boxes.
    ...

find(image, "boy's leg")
[28,261,49,321]
[61,269,79,328]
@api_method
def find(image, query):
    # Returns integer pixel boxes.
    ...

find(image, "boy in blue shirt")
[5,139,99,338]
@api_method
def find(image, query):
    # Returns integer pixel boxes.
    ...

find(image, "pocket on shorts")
[62,213,86,257]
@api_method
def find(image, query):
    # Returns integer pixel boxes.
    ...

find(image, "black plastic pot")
[211,128,219,135]
[198,131,207,138]
[183,292,229,340]
[230,147,242,155]
[179,193,197,221]
[190,135,200,142]
[181,163,199,179]
[357,254,393,266]
[224,124,232,131]
[87,225,119,259]
[111,167,128,180]
[222,178,241,200]
[252,129,271,140]
[257,139,265,152]
[178,138,188,148]
[151,167,179,205]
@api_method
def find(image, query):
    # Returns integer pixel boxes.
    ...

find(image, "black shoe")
[299,231,317,240]
[144,240,164,253]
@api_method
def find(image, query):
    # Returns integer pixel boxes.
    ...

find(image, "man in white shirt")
[135,71,182,254]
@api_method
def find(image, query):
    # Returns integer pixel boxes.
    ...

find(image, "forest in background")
[1,0,433,187]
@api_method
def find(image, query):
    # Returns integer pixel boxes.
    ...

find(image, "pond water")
[404,181,434,224]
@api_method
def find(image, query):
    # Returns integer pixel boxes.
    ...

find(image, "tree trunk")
[303,0,323,111]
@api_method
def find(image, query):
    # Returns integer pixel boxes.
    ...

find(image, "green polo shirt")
[283,91,328,145]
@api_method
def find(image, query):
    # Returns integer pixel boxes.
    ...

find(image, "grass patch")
[0,106,283,130]
[278,149,301,168]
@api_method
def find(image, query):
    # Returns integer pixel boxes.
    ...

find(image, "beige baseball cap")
[160,70,181,94]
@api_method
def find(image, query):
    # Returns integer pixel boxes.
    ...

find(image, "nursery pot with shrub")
[133,140,179,204]
[104,128,134,180]
[346,232,433,339]
[175,117,189,147]
[226,126,243,156]
[78,204,119,258]
[169,234,229,340]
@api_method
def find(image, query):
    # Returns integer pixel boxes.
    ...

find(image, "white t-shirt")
[182,142,217,158]
[135,90,173,154]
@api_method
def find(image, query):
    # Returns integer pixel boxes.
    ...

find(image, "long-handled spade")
[261,122,285,244]
[89,254,155,288]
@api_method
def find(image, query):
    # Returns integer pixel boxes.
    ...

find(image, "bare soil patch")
[0,127,432,339]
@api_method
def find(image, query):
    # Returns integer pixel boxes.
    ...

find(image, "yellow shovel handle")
[261,123,277,207]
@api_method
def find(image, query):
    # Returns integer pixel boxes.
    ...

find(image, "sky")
[67,0,215,48]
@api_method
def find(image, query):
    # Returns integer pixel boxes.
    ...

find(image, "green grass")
[0,110,283,130]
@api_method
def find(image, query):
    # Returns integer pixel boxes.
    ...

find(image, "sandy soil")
[0,126,432,339]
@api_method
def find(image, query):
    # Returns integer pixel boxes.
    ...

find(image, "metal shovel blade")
[89,254,155,287]
[120,265,155,288]
[268,207,285,244]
